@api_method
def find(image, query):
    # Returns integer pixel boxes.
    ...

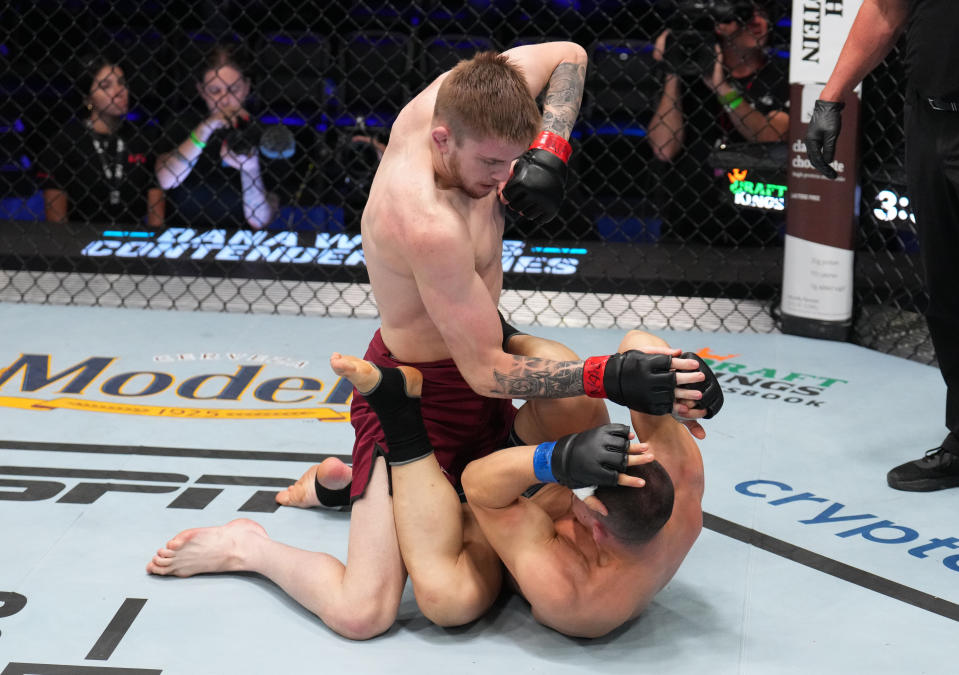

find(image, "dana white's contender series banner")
[782,0,863,339]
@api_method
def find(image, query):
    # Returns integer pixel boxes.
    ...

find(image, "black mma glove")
[533,423,631,489]
[805,99,844,180]
[583,350,676,416]
[680,352,724,418]
[502,131,571,224]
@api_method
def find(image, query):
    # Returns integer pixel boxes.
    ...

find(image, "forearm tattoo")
[541,62,586,138]
[491,356,586,398]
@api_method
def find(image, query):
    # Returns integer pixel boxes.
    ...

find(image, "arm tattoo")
[541,62,586,138]
[491,356,586,398]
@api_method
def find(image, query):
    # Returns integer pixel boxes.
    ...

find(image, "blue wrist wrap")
[533,442,558,484]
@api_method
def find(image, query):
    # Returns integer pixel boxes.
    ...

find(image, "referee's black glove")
[805,100,844,180]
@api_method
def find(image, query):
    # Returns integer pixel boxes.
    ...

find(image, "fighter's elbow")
[458,358,502,398]
[452,366,481,396]
[564,42,588,65]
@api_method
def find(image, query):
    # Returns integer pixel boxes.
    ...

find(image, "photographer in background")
[648,0,788,245]
[156,43,278,229]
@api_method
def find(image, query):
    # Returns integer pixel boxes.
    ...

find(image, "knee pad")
[363,367,432,464]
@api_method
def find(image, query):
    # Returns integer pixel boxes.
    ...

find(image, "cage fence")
[0,1,933,364]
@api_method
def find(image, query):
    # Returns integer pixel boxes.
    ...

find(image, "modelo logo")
[737,479,959,573]
[0,353,354,419]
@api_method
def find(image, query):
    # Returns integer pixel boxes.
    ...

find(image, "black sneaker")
[887,447,959,492]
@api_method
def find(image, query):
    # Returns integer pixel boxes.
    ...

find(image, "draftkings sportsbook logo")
[727,168,787,212]
[698,348,847,408]
[0,352,354,420]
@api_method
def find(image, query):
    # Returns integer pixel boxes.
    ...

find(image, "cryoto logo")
[737,479,959,574]
[727,168,787,212]
[698,348,847,408]
[0,351,354,420]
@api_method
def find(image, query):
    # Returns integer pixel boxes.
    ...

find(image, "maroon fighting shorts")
[348,329,518,501]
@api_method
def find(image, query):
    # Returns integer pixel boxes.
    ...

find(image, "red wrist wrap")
[531,131,572,163]
[583,355,610,398]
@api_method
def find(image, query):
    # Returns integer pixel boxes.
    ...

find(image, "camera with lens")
[224,115,261,156]
[662,0,757,79]
[224,115,296,160]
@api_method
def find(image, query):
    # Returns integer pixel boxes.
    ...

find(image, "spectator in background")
[156,43,278,230]
[38,54,164,226]
[647,0,788,246]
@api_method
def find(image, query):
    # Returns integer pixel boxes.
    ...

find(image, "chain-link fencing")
[0,1,933,363]
[854,43,932,364]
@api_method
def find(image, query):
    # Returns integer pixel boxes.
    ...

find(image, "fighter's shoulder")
[531,566,634,638]
[374,172,464,253]
[373,153,446,225]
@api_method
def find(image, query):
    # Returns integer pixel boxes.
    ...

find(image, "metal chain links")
[0,1,933,364]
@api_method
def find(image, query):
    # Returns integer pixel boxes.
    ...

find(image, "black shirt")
[160,115,277,229]
[906,0,959,99]
[37,119,158,225]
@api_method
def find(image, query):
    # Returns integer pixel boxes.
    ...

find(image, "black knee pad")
[362,367,433,464]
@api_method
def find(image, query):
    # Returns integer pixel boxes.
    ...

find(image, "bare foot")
[329,352,422,396]
[276,457,353,508]
[146,518,267,577]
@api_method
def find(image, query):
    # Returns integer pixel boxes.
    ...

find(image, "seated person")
[155,43,278,230]
[333,328,714,638]
[38,53,163,226]
[647,0,788,245]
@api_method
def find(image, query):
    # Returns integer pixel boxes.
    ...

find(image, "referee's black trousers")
[906,92,959,452]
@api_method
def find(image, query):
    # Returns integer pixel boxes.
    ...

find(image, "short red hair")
[433,51,540,146]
